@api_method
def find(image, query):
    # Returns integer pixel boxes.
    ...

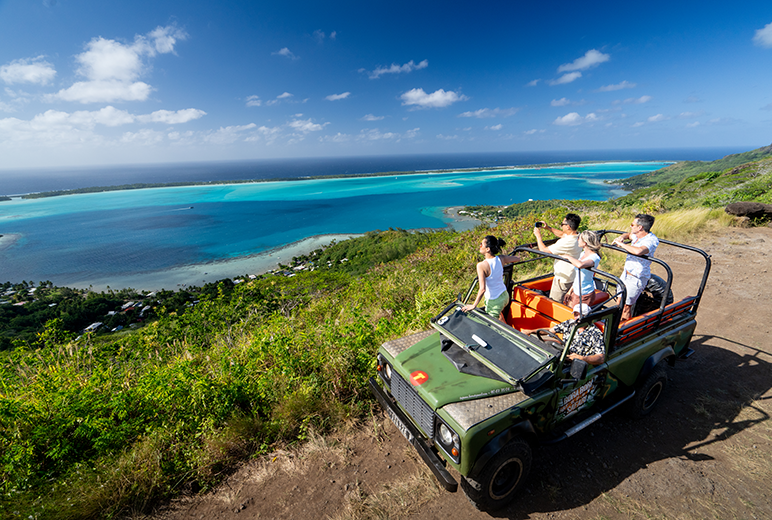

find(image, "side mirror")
[569,358,588,380]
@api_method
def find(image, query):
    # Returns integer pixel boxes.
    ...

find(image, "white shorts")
[620,271,648,307]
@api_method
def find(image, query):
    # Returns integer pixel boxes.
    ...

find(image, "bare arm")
[498,254,521,265]
[562,254,594,269]
[612,235,649,256]
[544,222,565,238]
[567,352,605,365]
[533,227,552,254]
[462,261,489,312]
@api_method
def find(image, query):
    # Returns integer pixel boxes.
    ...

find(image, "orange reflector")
[487,429,496,436]
[452,447,459,457]
[376,365,382,371]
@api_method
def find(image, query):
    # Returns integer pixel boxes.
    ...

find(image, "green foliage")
[618,143,772,190]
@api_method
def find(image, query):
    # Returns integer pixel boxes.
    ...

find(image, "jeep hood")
[393,331,520,409]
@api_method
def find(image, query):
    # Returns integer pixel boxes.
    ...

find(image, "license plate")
[387,406,414,444]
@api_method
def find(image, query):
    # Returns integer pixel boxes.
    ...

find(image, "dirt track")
[154,226,772,520]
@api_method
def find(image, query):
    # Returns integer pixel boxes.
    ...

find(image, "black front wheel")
[460,437,532,511]
[629,362,668,419]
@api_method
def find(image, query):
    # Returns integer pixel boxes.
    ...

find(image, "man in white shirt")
[613,214,659,321]
[534,213,582,304]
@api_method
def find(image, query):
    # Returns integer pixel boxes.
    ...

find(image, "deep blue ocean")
[0,147,750,287]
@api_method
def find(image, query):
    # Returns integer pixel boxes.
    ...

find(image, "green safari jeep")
[369,231,711,511]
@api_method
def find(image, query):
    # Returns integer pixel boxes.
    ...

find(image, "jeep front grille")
[391,371,435,438]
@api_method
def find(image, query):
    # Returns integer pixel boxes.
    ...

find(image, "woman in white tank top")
[461,235,521,321]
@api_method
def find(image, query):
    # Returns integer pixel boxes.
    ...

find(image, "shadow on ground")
[484,334,772,519]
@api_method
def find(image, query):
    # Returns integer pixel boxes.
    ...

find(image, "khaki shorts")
[549,277,572,302]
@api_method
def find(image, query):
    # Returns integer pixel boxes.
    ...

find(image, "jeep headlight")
[377,354,392,383]
[435,419,461,463]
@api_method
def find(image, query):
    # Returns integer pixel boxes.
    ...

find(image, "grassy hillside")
[618,143,772,190]
[1,149,770,519]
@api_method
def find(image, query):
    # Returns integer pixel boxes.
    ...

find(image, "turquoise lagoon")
[0,162,668,288]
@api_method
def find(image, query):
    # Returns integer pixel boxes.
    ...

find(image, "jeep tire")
[460,437,532,511]
[629,362,668,419]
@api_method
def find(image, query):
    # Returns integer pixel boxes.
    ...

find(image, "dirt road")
[154,226,772,520]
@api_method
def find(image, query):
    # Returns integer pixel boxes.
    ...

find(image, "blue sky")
[0,0,771,169]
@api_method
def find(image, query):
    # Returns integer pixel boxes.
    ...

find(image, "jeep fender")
[468,419,536,479]
[636,346,675,387]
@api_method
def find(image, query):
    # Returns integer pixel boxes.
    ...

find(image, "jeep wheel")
[460,437,532,511]
[629,363,668,419]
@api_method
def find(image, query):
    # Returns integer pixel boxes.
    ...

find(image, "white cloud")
[526,79,540,87]
[549,72,582,86]
[553,112,597,126]
[203,123,258,144]
[366,59,428,79]
[597,80,636,92]
[288,118,328,133]
[626,95,652,104]
[678,111,703,119]
[325,92,350,101]
[52,80,153,104]
[524,129,545,135]
[265,92,294,106]
[631,121,645,127]
[458,107,518,118]
[647,114,667,122]
[313,30,337,43]
[486,124,503,130]
[246,95,261,107]
[1,105,204,134]
[557,49,610,72]
[136,108,206,124]
[148,25,187,54]
[120,128,165,145]
[753,22,772,48]
[361,114,384,121]
[686,122,700,128]
[401,88,468,109]
[551,98,570,107]
[357,127,419,141]
[320,132,351,143]
[273,48,298,59]
[0,56,56,85]
[48,25,186,104]
[437,134,459,140]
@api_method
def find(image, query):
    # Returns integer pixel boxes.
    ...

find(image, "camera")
[535,221,544,228]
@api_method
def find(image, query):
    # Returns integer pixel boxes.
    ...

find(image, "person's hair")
[484,235,506,255]
[635,214,655,232]
[564,213,581,231]
[579,230,601,253]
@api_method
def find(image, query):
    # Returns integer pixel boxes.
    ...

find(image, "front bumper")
[369,377,458,492]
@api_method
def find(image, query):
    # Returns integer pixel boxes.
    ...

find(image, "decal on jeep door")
[556,375,601,421]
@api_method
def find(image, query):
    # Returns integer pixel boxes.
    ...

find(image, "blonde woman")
[462,235,521,320]
[562,230,601,308]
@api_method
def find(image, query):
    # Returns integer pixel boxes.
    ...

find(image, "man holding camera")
[533,213,582,303]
